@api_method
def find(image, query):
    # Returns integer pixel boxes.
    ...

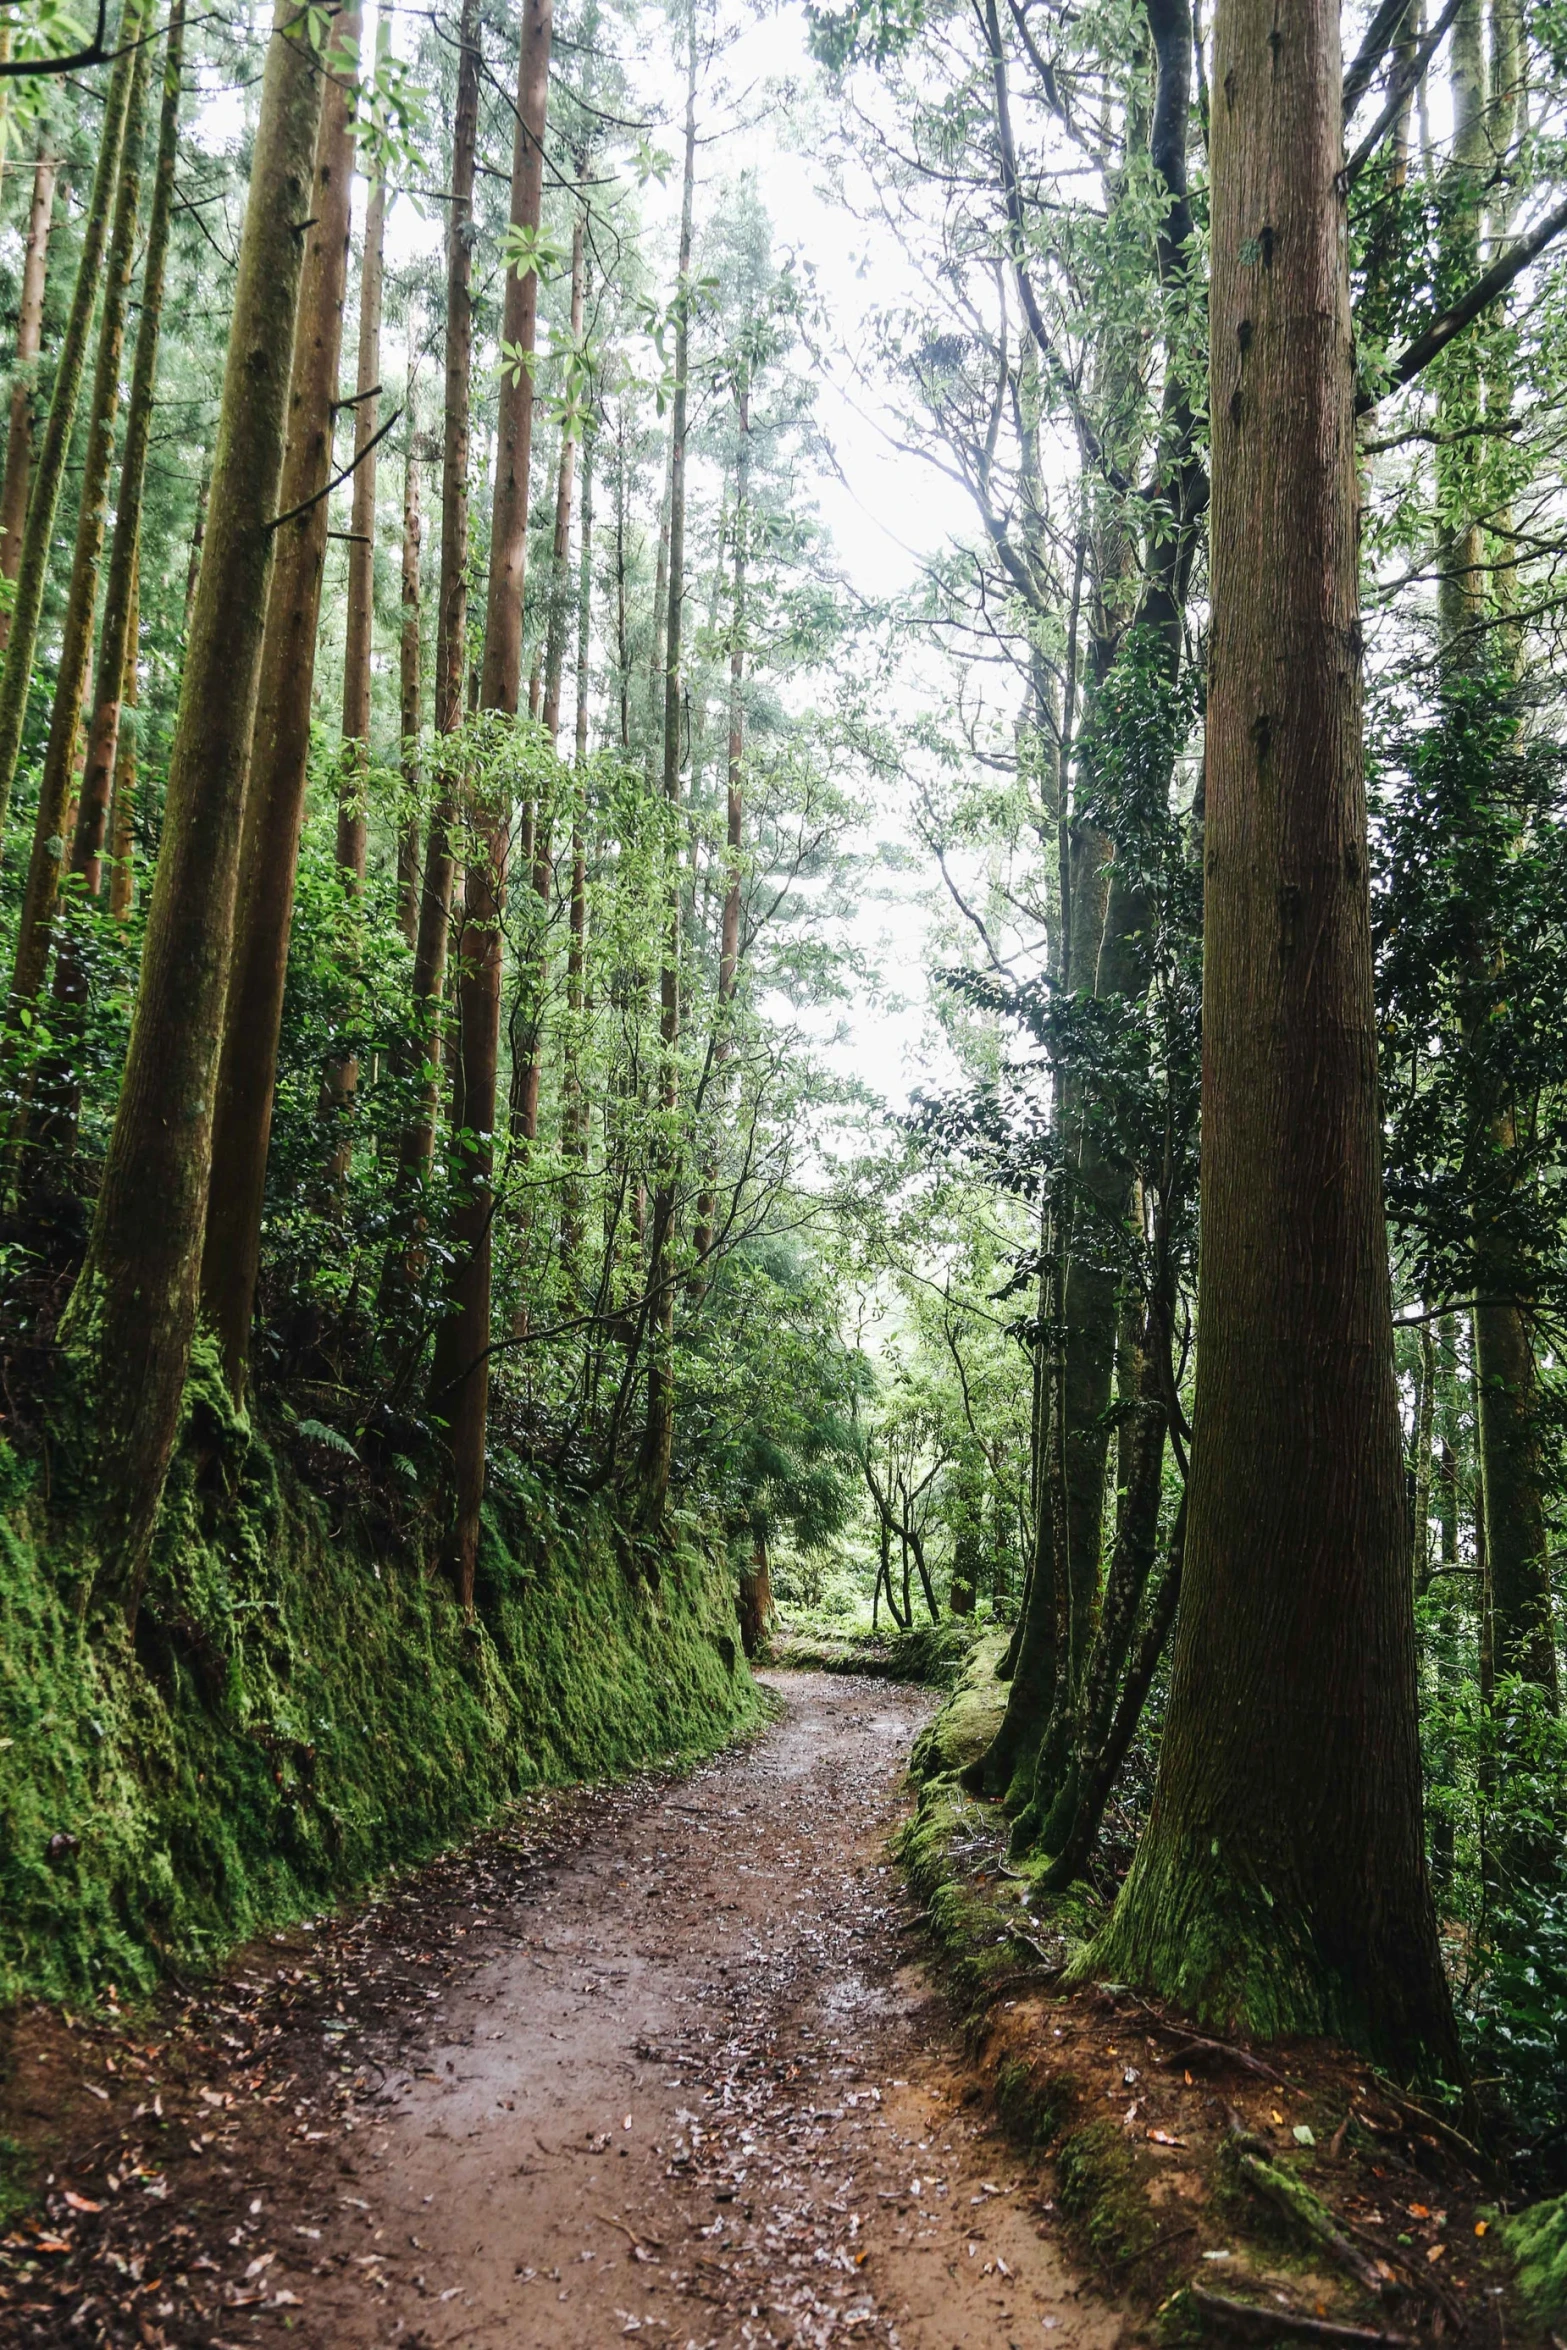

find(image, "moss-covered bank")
[0,1419,757,2003]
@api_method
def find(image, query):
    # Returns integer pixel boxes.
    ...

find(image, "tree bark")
[198,23,358,1398]
[0,1,141,846]
[0,142,57,637]
[321,75,386,1167]
[560,434,592,1273]
[636,18,697,1525]
[37,0,185,1163]
[1081,0,1458,2068]
[58,0,331,1610]
[107,550,139,919]
[7,19,150,1019]
[396,396,423,948]
[69,0,185,907]
[393,0,479,1211]
[430,0,551,1607]
[692,366,749,1282]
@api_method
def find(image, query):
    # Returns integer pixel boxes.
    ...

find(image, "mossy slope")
[0,1428,755,2003]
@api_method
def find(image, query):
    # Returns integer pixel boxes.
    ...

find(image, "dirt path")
[0,1672,1123,2350]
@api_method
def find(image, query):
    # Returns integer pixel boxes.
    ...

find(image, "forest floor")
[0,1669,1127,2350]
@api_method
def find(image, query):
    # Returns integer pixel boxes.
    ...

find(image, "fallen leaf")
[62,2192,102,2213]
[1427,2244,1446,2264]
[1147,2129,1186,2147]
[1409,2204,1431,2219]
[1475,2220,1489,2238]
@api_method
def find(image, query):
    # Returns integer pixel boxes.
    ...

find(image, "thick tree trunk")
[0,1,141,846]
[0,144,57,635]
[198,30,358,1398]
[1082,0,1457,2068]
[183,464,208,637]
[430,0,551,1607]
[7,23,150,1019]
[396,400,423,949]
[57,0,331,1609]
[637,25,697,1525]
[738,1528,773,1658]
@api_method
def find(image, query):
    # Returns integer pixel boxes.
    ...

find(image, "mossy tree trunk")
[198,27,358,1399]
[1080,0,1458,2070]
[58,0,333,1610]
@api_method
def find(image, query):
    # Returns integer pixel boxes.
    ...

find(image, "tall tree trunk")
[69,0,184,905]
[636,19,696,1524]
[430,0,551,1607]
[198,26,359,1398]
[510,203,585,1164]
[38,0,186,1162]
[691,368,749,1285]
[107,551,139,920]
[57,0,331,1611]
[397,393,423,949]
[0,1,141,846]
[321,83,387,1169]
[393,0,479,1211]
[1082,0,1457,2067]
[561,434,592,1273]
[183,462,208,637]
[0,143,57,639]
[7,22,150,1019]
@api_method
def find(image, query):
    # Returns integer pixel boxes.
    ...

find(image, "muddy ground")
[0,1670,1125,2350]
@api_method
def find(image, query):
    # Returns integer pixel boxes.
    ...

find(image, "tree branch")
[1361,194,1567,410]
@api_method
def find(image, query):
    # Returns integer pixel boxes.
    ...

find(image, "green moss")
[1503,2192,1567,2327]
[1058,2116,1157,2268]
[909,1630,1010,1782]
[771,1618,986,1689]
[0,1428,757,2003]
[993,2053,1073,2148]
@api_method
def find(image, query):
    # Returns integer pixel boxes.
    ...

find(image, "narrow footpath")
[0,1673,1123,2350]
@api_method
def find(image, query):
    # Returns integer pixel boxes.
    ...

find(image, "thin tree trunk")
[561,435,592,1274]
[692,366,749,1284]
[396,392,423,949]
[336,83,386,884]
[636,17,697,1524]
[1083,0,1457,2067]
[183,463,208,636]
[198,25,359,1398]
[107,550,139,920]
[7,23,150,1019]
[0,143,58,636]
[38,0,185,1163]
[393,0,479,1209]
[0,0,141,847]
[57,0,331,1611]
[69,0,184,906]
[510,202,585,1163]
[429,0,551,1608]
[321,81,386,1166]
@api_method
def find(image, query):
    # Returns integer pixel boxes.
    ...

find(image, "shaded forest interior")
[5,0,1567,2322]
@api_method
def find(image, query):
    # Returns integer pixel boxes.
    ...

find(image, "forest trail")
[0,1674,1125,2350]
